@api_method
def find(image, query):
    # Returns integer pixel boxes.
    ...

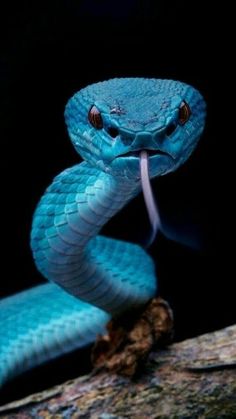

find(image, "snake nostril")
[107,127,119,138]
[165,122,177,137]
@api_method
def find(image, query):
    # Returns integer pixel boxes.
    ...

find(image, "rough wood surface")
[1,325,236,418]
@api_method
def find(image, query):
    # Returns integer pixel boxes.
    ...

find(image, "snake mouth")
[118,148,173,159]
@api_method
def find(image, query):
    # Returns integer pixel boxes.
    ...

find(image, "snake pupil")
[88,105,103,129]
[178,101,191,125]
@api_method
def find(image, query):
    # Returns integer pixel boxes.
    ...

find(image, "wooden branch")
[1,324,236,418]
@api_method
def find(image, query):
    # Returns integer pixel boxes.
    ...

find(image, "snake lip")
[118,148,173,159]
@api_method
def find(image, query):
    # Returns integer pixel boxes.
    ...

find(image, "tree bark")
[1,324,236,418]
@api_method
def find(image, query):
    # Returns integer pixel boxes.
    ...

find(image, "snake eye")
[88,105,103,129]
[178,101,191,125]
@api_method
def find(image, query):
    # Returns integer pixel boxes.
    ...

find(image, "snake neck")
[31,162,156,315]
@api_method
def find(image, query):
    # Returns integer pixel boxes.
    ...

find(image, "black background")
[0,0,234,400]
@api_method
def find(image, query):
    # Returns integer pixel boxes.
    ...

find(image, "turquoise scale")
[0,78,206,387]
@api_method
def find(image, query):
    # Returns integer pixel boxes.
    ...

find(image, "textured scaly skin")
[0,78,206,386]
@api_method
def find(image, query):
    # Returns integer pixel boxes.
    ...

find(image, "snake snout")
[119,122,177,151]
[126,131,157,150]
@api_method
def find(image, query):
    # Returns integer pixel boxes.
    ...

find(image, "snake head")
[65,78,206,180]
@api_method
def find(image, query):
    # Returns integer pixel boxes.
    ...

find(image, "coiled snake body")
[0,78,206,386]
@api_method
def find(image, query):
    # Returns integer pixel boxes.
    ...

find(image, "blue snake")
[0,78,206,387]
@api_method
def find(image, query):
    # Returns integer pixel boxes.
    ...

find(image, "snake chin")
[107,149,175,181]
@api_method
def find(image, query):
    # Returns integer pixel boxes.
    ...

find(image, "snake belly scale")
[0,78,206,386]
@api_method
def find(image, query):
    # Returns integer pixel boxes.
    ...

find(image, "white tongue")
[140,150,161,247]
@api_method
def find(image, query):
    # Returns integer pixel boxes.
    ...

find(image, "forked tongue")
[140,150,161,248]
[140,151,201,250]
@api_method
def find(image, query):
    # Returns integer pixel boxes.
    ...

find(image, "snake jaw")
[106,147,177,181]
[117,148,175,160]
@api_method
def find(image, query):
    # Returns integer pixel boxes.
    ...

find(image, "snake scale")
[0,78,206,387]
